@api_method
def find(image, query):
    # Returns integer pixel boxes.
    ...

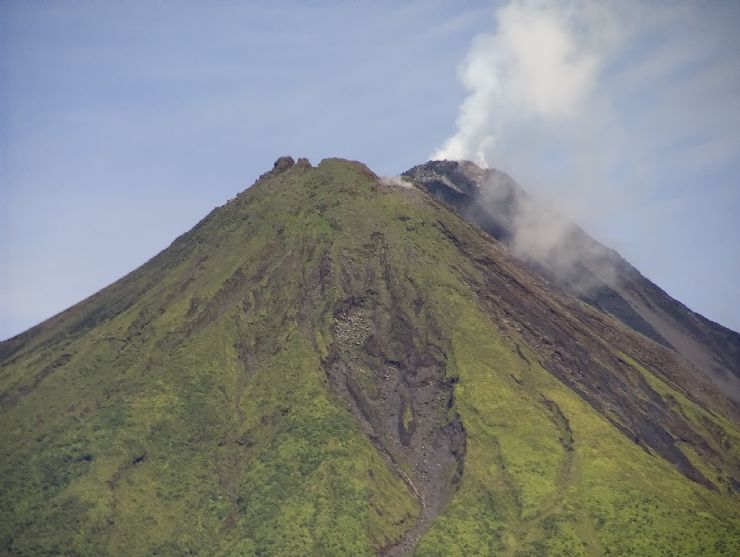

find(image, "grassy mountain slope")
[1,157,739,556]
[403,160,740,403]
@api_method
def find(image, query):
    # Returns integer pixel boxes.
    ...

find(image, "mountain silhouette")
[1,157,738,556]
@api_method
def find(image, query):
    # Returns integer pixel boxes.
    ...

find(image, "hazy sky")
[2,0,739,340]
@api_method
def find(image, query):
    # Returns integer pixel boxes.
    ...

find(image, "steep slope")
[1,157,739,556]
[403,160,740,403]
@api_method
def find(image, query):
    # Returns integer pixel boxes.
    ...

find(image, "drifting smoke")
[432,0,618,166]
[379,176,414,189]
[463,167,623,296]
[507,194,623,294]
[433,0,626,291]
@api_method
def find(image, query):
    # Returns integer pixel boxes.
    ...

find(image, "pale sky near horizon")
[2,0,740,340]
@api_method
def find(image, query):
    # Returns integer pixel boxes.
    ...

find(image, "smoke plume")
[432,0,627,290]
[432,0,619,167]
[379,176,414,189]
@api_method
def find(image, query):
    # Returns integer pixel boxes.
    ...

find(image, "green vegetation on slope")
[415,291,740,556]
[1,157,738,556]
[0,160,419,555]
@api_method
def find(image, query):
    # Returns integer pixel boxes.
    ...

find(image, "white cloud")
[431,0,740,329]
[432,0,619,166]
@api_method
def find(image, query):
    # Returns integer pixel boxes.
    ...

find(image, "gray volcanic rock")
[403,160,740,402]
[271,155,296,173]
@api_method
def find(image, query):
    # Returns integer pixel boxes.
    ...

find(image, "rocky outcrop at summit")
[403,160,740,403]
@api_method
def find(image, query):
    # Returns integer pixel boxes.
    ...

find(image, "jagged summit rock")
[271,155,296,173]
[405,159,496,194]
[1,156,738,556]
[404,159,740,402]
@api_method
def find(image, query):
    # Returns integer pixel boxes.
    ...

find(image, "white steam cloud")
[379,176,414,189]
[429,0,740,328]
[433,0,619,167]
[433,0,629,293]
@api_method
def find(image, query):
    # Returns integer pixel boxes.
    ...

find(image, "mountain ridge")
[1,156,738,556]
[403,160,740,402]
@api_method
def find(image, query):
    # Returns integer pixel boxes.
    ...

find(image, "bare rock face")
[296,157,312,169]
[404,160,740,403]
[272,155,295,173]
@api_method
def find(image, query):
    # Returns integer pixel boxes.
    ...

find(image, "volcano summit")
[1,157,738,556]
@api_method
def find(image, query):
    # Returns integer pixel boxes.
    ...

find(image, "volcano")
[1,157,738,556]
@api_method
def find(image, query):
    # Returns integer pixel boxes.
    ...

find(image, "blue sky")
[2,0,739,339]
